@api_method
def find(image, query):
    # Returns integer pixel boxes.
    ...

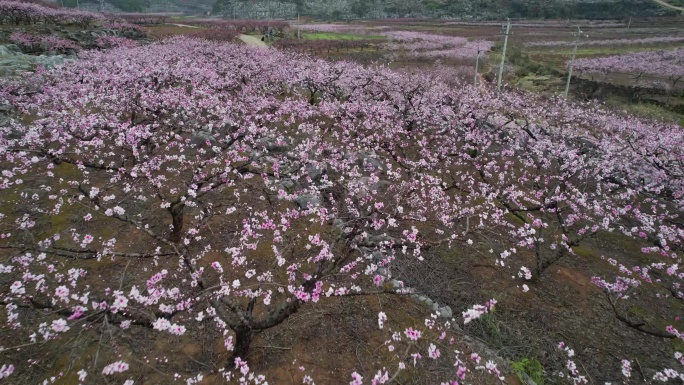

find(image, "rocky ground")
[0,24,146,78]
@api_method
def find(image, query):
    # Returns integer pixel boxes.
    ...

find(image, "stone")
[366,234,396,245]
[354,176,391,198]
[0,57,34,77]
[438,306,453,318]
[305,164,324,181]
[190,131,216,147]
[294,194,320,209]
[277,179,296,191]
[569,137,600,157]
[356,150,383,171]
[431,302,439,312]
[257,137,289,153]
[36,55,67,68]
[0,45,18,56]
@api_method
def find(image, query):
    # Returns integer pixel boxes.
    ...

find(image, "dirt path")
[166,23,202,29]
[652,0,684,11]
[239,35,268,49]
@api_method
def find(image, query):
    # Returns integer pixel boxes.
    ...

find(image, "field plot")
[291,17,684,126]
[463,18,684,124]
[2,3,684,385]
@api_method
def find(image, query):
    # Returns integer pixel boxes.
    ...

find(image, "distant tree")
[350,0,369,18]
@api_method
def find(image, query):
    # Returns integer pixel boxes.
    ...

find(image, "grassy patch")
[511,357,545,385]
[530,45,682,57]
[572,244,598,259]
[605,98,684,126]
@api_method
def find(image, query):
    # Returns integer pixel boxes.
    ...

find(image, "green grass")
[302,32,385,41]
[663,0,684,6]
[530,45,683,57]
[607,99,684,126]
[511,357,545,385]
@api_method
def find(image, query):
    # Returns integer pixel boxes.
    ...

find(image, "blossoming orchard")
[1,1,684,384]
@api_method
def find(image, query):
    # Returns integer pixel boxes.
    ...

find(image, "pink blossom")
[404,327,421,341]
[102,361,129,375]
[51,318,69,333]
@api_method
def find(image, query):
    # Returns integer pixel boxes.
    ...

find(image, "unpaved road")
[166,23,202,29]
[652,0,684,11]
[162,25,269,49]
[239,35,268,49]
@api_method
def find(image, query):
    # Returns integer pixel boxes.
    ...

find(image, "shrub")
[512,357,545,384]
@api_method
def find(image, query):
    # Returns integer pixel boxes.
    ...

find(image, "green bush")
[511,357,545,384]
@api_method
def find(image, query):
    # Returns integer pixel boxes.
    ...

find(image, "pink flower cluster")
[462,299,497,324]
[10,31,80,53]
[101,361,129,375]
[96,36,137,49]
[384,30,493,60]
[0,364,14,379]
[528,35,684,47]
[573,48,684,87]
[1,35,684,383]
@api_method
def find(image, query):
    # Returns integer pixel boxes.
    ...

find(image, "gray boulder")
[35,55,67,68]
[257,137,289,153]
[0,57,33,77]
[190,131,217,147]
[0,44,21,56]
[294,193,320,209]
[356,150,383,171]
[277,179,296,192]
[438,306,453,318]
[305,163,325,181]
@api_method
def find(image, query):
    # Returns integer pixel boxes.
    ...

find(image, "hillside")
[58,0,215,13]
[211,0,676,20]
[52,0,679,19]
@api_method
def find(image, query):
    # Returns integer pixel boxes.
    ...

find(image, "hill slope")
[212,0,676,20]
[55,0,678,19]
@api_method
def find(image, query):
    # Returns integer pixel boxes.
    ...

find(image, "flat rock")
[294,193,320,209]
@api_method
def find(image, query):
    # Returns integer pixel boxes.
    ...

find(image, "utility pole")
[267,1,271,46]
[497,18,511,93]
[474,47,481,87]
[564,26,588,98]
[627,16,632,29]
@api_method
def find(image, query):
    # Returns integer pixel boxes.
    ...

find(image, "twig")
[253,345,292,350]
[119,259,132,291]
[0,341,45,351]
[93,315,107,367]
[635,357,648,383]
[578,361,595,385]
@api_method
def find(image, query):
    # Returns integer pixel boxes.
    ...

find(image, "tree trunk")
[532,247,566,281]
[168,203,184,243]
[232,327,254,360]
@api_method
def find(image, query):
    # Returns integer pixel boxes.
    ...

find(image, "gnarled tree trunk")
[168,203,184,243]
